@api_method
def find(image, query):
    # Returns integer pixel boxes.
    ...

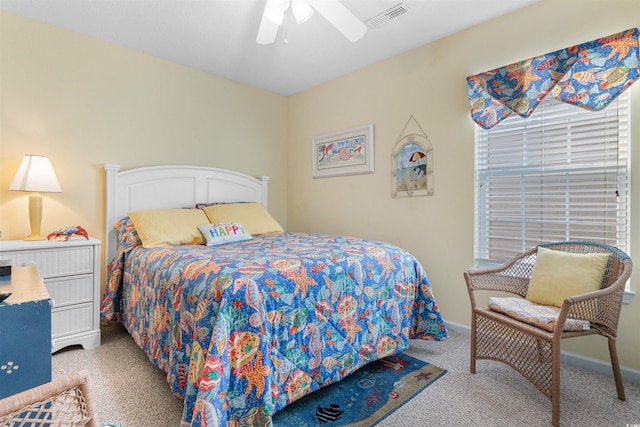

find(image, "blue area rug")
[273,353,446,426]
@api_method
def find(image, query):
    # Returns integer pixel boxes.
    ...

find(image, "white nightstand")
[0,238,101,353]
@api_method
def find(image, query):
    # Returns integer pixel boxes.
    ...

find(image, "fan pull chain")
[284,11,289,45]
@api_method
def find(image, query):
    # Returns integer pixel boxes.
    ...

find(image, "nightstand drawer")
[46,274,93,307]
[2,246,94,278]
[52,303,93,337]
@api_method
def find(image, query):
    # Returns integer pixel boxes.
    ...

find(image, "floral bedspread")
[101,226,447,426]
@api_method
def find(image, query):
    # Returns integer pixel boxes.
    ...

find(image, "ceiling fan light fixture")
[291,0,314,24]
[257,0,365,45]
[264,0,290,25]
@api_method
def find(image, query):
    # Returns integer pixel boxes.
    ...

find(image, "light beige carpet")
[51,321,640,427]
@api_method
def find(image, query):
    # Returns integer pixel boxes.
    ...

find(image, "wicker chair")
[465,241,632,426]
[0,370,99,426]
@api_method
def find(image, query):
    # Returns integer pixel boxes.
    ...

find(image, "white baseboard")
[443,319,640,385]
[443,319,472,336]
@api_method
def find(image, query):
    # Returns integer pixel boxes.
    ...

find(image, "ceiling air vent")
[365,3,409,29]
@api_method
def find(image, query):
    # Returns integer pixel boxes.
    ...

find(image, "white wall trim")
[623,289,636,304]
[443,319,640,385]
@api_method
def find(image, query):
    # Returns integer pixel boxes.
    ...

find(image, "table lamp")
[9,155,62,241]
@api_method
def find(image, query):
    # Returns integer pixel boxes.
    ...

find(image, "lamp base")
[26,193,46,241]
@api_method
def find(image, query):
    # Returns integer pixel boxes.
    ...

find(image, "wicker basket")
[0,370,98,426]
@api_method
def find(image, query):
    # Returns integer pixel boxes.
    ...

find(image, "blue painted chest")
[0,266,52,399]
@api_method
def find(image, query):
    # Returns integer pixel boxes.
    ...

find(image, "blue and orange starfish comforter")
[101,223,447,426]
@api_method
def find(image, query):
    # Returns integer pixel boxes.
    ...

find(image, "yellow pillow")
[202,203,284,236]
[526,246,610,307]
[129,209,208,248]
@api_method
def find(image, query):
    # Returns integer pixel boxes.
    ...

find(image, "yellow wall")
[1,0,639,371]
[0,11,289,243]
[288,0,640,370]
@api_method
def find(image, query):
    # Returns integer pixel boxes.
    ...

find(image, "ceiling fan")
[256,0,367,45]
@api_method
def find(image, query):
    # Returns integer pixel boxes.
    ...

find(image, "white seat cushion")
[488,297,590,332]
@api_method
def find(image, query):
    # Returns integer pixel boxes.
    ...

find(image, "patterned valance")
[467,28,639,129]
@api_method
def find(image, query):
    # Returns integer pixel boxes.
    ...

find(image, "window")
[475,92,630,268]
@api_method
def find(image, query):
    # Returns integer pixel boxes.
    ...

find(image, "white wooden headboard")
[104,164,269,265]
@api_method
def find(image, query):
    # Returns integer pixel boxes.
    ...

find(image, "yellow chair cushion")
[129,208,208,248]
[526,246,610,307]
[202,203,284,236]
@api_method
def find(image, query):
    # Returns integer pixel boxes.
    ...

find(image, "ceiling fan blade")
[308,0,367,42]
[256,14,280,44]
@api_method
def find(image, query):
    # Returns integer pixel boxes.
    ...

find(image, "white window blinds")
[475,92,630,267]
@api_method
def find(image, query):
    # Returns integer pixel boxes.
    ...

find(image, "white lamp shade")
[9,155,62,193]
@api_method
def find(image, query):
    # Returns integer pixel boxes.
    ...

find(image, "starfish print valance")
[467,28,639,129]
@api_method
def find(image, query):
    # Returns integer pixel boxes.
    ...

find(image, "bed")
[99,164,448,427]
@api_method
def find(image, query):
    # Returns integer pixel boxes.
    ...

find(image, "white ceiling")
[0,0,540,96]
